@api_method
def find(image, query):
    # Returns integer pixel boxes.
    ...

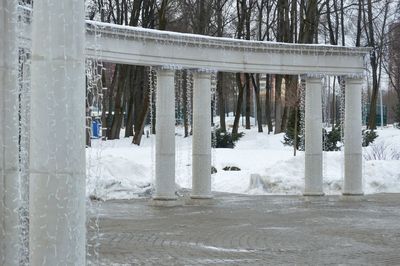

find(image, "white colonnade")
[29,0,86,264]
[153,70,213,201]
[303,75,363,196]
[152,73,364,201]
[0,1,369,262]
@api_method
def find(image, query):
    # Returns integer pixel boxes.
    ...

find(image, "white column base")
[340,195,365,201]
[186,197,216,206]
[191,154,213,199]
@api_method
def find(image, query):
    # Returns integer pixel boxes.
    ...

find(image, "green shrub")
[212,128,244,148]
[323,126,342,151]
[362,130,378,147]
[283,129,302,150]
[284,119,378,150]
[284,123,342,152]
[395,105,400,128]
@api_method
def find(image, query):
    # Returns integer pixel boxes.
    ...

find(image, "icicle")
[338,76,346,190]
[299,78,306,151]
[211,72,217,178]
[150,67,157,188]
[85,13,106,264]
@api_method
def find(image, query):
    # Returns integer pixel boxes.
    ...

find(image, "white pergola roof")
[85,21,370,76]
[17,4,370,76]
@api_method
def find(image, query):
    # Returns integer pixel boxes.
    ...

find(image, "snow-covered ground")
[86,118,400,200]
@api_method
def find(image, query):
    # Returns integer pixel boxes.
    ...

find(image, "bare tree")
[366,0,390,129]
[384,22,400,124]
[251,74,263,132]
[215,0,230,132]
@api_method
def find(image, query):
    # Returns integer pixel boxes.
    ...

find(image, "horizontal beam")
[17,6,370,75]
[85,21,370,75]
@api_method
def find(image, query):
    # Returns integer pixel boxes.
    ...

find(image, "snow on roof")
[86,20,371,57]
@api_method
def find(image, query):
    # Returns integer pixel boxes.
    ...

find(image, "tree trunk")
[106,65,117,138]
[245,73,251,129]
[282,75,297,132]
[133,67,150,145]
[124,67,135,137]
[125,66,142,138]
[106,64,118,138]
[281,106,289,132]
[215,0,226,131]
[251,74,263,132]
[274,75,283,134]
[109,65,128,139]
[133,66,146,137]
[356,0,363,47]
[340,0,345,46]
[293,106,298,156]
[101,67,108,140]
[367,0,378,129]
[299,0,318,44]
[368,59,379,129]
[125,95,135,137]
[158,0,168,30]
[232,73,244,135]
[265,74,273,134]
[217,72,226,132]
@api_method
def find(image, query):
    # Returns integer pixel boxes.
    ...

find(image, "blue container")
[92,119,101,138]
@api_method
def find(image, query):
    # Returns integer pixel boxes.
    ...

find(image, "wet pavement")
[87,193,400,265]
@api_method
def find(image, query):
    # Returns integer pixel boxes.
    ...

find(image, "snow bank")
[86,138,154,200]
[86,125,400,200]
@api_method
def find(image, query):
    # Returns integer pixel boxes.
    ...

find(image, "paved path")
[87,193,400,265]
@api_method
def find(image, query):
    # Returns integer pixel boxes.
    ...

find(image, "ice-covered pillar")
[0,1,20,265]
[304,75,324,196]
[343,77,363,195]
[29,1,86,264]
[154,68,177,200]
[191,71,212,199]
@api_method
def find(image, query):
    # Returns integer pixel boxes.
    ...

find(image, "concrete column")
[154,69,176,200]
[0,1,20,265]
[30,1,86,265]
[343,77,363,195]
[304,76,324,196]
[191,71,212,199]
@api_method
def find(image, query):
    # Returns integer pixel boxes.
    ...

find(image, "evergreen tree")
[283,108,303,151]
